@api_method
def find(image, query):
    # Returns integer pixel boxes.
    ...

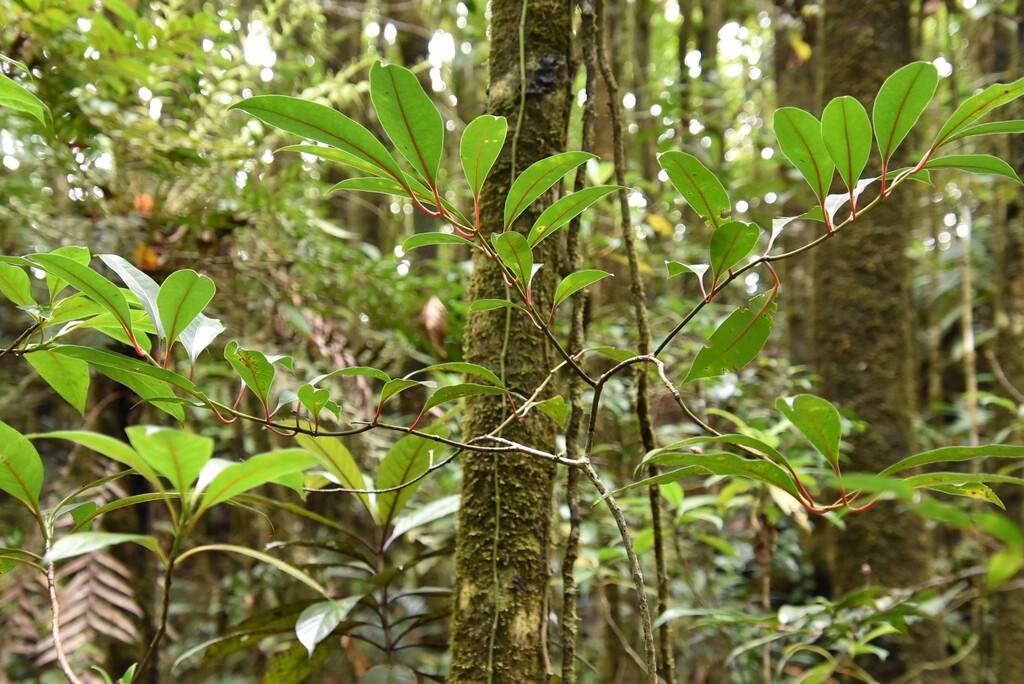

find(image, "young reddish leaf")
[158,270,215,352]
[776,394,843,470]
[658,151,730,229]
[461,115,507,198]
[503,152,594,229]
[25,350,89,415]
[933,75,1024,150]
[28,253,141,354]
[774,107,835,210]
[231,95,406,184]
[685,293,777,382]
[872,61,938,165]
[821,96,872,192]
[0,420,43,513]
[491,231,534,287]
[940,120,1024,144]
[553,269,612,310]
[709,221,760,290]
[370,61,444,189]
[527,185,621,247]
[923,154,1022,184]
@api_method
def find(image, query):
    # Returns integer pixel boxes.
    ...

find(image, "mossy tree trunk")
[447,1,572,681]
[814,1,950,680]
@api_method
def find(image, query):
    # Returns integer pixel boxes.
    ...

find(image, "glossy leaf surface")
[686,293,777,382]
[873,62,938,164]
[659,151,730,229]
[370,61,444,188]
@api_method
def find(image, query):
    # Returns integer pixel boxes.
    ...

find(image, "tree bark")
[815,1,950,680]
[447,1,572,681]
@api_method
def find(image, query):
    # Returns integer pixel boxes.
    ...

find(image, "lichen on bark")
[447,1,572,682]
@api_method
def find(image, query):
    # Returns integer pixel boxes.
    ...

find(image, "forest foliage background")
[4,0,1024,682]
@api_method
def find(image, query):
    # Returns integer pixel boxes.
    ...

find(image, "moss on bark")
[447,1,572,681]
[815,1,950,681]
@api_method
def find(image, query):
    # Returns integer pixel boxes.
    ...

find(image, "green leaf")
[410,361,506,388]
[637,451,803,502]
[491,231,534,286]
[0,420,43,512]
[873,62,938,164]
[461,115,507,198]
[881,444,1024,477]
[379,378,426,407]
[312,366,391,385]
[553,270,612,310]
[527,186,621,247]
[503,152,594,229]
[225,341,279,412]
[821,96,872,191]
[666,260,709,288]
[40,246,90,300]
[709,221,760,289]
[419,382,507,415]
[198,449,319,514]
[158,270,216,348]
[296,597,362,656]
[329,177,410,197]
[0,261,34,306]
[468,298,525,313]
[385,494,460,548]
[933,75,1024,150]
[297,384,331,417]
[941,119,1024,144]
[99,254,164,341]
[402,232,477,252]
[987,547,1023,588]
[294,431,372,515]
[829,473,914,499]
[774,107,835,204]
[0,71,50,126]
[33,431,162,488]
[686,293,777,382]
[231,95,405,184]
[529,395,569,428]
[44,532,162,564]
[126,426,213,493]
[24,350,89,415]
[658,151,730,229]
[776,394,842,469]
[370,61,444,188]
[642,433,792,471]
[376,423,447,529]
[28,253,140,354]
[281,144,398,178]
[923,154,1022,183]
[177,544,330,598]
[928,482,1003,508]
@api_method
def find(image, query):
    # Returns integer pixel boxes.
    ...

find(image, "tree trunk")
[815,1,950,680]
[447,1,572,682]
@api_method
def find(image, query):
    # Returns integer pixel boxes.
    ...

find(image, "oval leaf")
[370,61,444,188]
[158,270,216,349]
[553,269,612,310]
[503,151,594,229]
[230,95,406,184]
[126,426,213,493]
[873,62,938,164]
[527,185,621,247]
[776,394,842,469]
[709,221,760,289]
[491,231,534,286]
[376,423,447,528]
[774,107,835,204]
[0,261,34,306]
[686,293,777,382]
[296,597,362,656]
[295,431,372,515]
[821,96,872,190]
[0,420,43,512]
[25,350,90,415]
[461,115,507,198]
[658,151,730,229]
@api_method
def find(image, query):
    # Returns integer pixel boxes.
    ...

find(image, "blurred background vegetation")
[3,0,1024,682]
